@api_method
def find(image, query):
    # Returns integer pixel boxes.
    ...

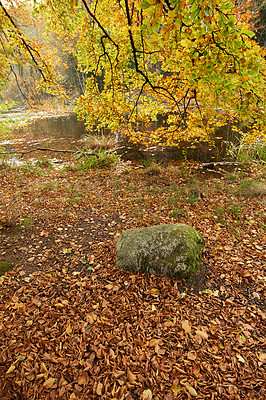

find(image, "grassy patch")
[227,139,266,162]
[69,149,119,171]
[0,260,13,276]
[238,179,266,198]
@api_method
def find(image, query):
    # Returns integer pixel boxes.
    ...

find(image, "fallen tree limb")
[200,161,242,169]
[0,147,100,158]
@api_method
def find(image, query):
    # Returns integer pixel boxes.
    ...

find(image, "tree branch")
[0,1,47,81]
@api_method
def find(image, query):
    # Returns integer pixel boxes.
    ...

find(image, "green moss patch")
[0,260,13,276]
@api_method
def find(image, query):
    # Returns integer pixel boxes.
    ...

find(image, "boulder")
[116,223,205,278]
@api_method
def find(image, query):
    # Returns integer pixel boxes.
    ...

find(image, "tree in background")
[0,0,66,106]
[1,0,266,145]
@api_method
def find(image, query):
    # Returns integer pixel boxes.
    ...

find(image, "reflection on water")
[2,113,88,160]
[1,110,240,163]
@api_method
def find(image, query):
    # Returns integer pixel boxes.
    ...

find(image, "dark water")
[117,122,239,163]
[1,111,239,162]
[12,114,87,153]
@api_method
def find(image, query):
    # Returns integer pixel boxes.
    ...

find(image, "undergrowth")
[227,139,266,162]
[69,149,120,171]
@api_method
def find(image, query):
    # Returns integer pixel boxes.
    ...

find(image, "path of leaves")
[0,162,265,399]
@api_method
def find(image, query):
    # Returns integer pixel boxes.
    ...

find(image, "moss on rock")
[116,223,205,279]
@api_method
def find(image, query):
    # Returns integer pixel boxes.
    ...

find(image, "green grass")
[69,149,120,171]
[227,139,266,162]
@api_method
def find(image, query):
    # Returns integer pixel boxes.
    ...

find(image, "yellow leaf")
[182,320,191,333]
[258,353,266,363]
[25,371,35,381]
[236,354,245,363]
[142,388,152,400]
[65,324,72,334]
[171,385,181,394]
[6,364,16,374]
[186,385,197,397]
[96,381,103,395]
[86,313,96,324]
[55,303,64,307]
[40,362,48,374]
[43,377,56,389]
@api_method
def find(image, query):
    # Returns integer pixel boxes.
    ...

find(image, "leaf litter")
[0,161,265,399]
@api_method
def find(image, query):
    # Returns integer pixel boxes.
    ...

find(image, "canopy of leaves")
[1,0,266,145]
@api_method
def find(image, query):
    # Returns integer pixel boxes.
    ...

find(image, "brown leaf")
[187,351,197,361]
[148,338,159,347]
[127,369,137,384]
[78,372,88,385]
[195,330,208,340]
[192,364,201,377]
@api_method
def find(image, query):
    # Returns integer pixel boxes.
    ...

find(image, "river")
[0,108,239,163]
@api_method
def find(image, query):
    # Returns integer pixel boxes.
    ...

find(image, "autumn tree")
[1,0,266,145]
[0,0,65,106]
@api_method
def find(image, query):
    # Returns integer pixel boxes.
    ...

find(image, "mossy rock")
[116,223,205,279]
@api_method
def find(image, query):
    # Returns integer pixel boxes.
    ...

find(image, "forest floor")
[0,158,265,399]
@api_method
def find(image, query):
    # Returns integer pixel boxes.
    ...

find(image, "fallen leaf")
[171,384,181,394]
[182,320,191,333]
[65,324,72,334]
[127,369,137,384]
[6,364,16,374]
[195,330,208,340]
[187,351,197,361]
[96,381,103,395]
[40,362,48,374]
[186,385,197,397]
[142,389,152,400]
[25,371,35,381]
[148,338,159,347]
[78,372,88,385]
[86,313,96,324]
[236,354,245,363]
[43,377,56,389]
[258,353,266,364]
